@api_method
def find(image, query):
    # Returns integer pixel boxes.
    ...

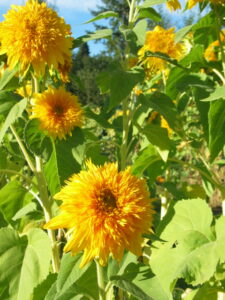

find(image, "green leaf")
[84,11,118,24]
[97,65,145,109]
[0,67,18,91]
[44,128,84,195]
[208,100,225,161]
[132,144,162,176]
[46,253,98,300]
[139,92,178,130]
[141,0,166,7]
[138,8,162,22]
[12,202,37,221]
[156,199,213,241]
[193,13,216,46]
[0,91,20,115]
[44,142,61,196]
[33,273,57,300]
[24,119,52,157]
[175,25,193,43]
[142,124,172,161]
[0,147,7,169]
[215,216,225,262]
[85,107,114,129]
[145,51,187,70]
[111,275,154,300]
[184,284,217,300]
[0,180,31,222]
[151,199,219,292]
[0,228,51,300]
[133,19,148,45]
[0,98,27,143]
[202,86,225,102]
[180,44,206,67]
[82,29,113,42]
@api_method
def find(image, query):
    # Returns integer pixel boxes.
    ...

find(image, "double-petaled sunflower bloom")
[30,87,83,139]
[187,0,225,8]
[166,0,181,11]
[138,26,184,75]
[44,161,154,268]
[0,0,72,77]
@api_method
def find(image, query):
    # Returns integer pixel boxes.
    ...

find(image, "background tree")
[67,43,112,106]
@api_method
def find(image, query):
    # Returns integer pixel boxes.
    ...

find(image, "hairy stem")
[120,97,129,170]
[10,125,35,172]
[32,76,60,272]
[96,260,106,300]
[214,5,225,78]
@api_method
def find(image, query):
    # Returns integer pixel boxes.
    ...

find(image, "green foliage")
[0,98,27,143]
[1,1,225,299]
[0,180,31,223]
[0,228,51,300]
[97,64,145,109]
[45,253,98,300]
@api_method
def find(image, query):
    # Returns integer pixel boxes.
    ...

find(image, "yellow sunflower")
[44,161,154,268]
[138,26,184,74]
[16,81,33,98]
[166,0,181,11]
[161,116,173,137]
[30,87,83,139]
[204,40,220,61]
[187,0,225,8]
[0,0,73,76]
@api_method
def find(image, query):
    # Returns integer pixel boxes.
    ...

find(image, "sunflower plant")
[1,0,225,299]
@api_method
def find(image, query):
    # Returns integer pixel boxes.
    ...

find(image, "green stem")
[120,97,129,170]
[95,260,106,300]
[10,125,35,172]
[128,0,136,23]
[0,169,38,189]
[32,76,60,272]
[214,5,225,79]
[35,156,60,273]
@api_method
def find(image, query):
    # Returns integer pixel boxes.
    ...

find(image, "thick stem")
[96,260,106,300]
[215,5,225,78]
[10,125,35,172]
[35,144,60,273]
[33,76,60,272]
[128,0,136,23]
[120,97,129,170]
[0,169,38,188]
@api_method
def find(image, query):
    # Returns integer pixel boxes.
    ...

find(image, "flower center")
[54,105,64,116]
[99,188,117,211]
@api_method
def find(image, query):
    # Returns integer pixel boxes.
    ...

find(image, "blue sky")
[0,0,202,55]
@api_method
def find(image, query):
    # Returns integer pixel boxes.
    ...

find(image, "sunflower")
[187,0,225,8]
[161,116,173,137]
[30,87,83,139]
[0,0,73,76]
[138,26,184,74]
[204,40,220,62]
[166,0,181,11]
[44,161,154,268]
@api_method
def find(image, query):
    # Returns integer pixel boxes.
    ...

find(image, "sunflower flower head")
[0,0,73,77]
[187,0,225,9]
[166,0,181,11]
[138,26,184,75]
[30,87,83,139]
[16,81,33,98]
[161,116,173,137]
[44,161,154,268]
